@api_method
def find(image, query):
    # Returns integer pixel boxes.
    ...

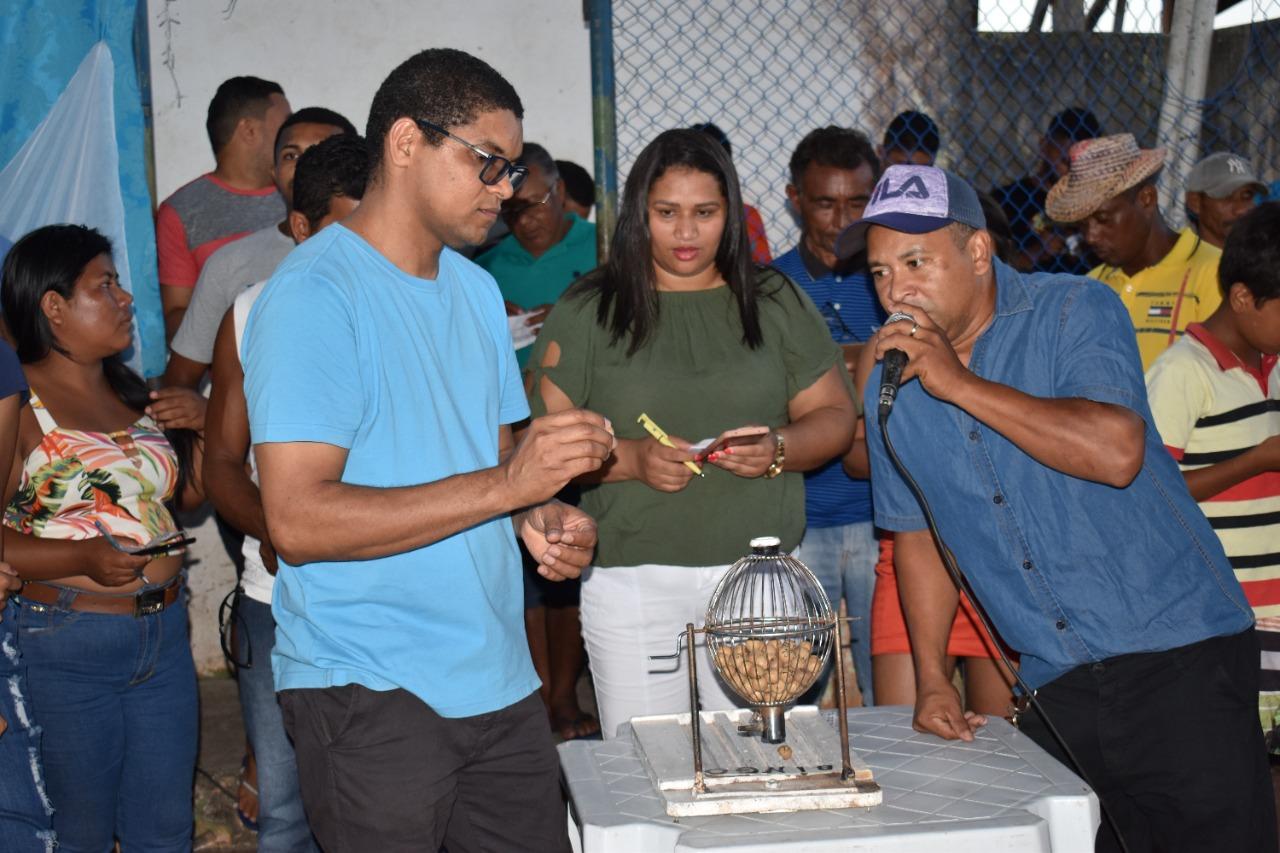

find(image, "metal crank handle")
[737,710,764,737]
[647,630,693,674]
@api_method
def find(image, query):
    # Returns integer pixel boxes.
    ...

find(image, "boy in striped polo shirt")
[1146,201,1280,748]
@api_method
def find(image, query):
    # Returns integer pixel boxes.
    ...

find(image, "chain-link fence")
[602,0,1278,273]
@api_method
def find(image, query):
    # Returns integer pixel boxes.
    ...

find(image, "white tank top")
[233,280,273,605]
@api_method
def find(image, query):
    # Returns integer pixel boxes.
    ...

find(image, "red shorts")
[871,533,1008,660]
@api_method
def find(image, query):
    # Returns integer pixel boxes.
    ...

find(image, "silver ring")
[909,323,918,337]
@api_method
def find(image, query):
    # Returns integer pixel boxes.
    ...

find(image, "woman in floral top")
[1,225,202,851]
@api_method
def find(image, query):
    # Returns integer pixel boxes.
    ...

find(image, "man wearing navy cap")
[846,164,1273,852]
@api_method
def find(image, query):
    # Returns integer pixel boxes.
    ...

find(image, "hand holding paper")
[690,425,771,461]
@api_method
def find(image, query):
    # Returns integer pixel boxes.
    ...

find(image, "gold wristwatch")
[764,431,786,479]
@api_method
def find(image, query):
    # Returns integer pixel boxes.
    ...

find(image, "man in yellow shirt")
[1046,133,1221,369]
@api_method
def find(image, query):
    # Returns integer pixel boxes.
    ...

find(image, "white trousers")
[580,563,744,739]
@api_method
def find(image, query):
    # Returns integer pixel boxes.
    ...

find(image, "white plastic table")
[559,706,1099,853]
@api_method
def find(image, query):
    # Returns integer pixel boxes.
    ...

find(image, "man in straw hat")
[1046,133,1222,370]
[843,163,1274,852]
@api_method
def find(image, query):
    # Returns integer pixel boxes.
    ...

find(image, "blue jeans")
[16,594,198,852]
[794,521,877,704]
[0,602,54,852]
[235,595,318,853]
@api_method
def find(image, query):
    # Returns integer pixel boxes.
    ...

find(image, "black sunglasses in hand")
[413,119,528,191]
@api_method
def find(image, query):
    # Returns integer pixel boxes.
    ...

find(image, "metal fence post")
[586,0,618,265]
[1054,0,1086,31]
[1155,0,1218,226]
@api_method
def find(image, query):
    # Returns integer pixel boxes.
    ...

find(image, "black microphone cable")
[877,399,1131,853]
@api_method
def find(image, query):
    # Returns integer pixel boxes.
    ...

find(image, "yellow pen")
[637,413,704,477]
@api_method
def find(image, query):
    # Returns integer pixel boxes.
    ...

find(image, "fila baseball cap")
[835,164,986,259]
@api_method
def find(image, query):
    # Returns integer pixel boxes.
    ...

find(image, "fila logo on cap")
[835,165,985,260]
[863,166,951,219]
[872,175,930,203]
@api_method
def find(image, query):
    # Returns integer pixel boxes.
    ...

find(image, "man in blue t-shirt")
[772,126,883,702]
[242,49,614,853]
[842,164,1273,852]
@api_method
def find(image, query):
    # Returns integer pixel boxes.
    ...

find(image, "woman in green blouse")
[528,129,857,738]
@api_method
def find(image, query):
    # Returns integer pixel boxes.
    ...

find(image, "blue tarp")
[0,1,162,376]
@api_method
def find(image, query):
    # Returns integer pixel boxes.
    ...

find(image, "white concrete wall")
[180,509,234,675]
[147,0,593,672]
[148,0,595,200]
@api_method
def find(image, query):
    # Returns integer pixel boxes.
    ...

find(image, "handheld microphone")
[878,311,915,420]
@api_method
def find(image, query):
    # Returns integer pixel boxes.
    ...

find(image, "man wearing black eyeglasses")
[476,142,597,369]
[241,49,612,853]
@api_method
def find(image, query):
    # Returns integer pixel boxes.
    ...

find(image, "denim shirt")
[865,260,1253,689]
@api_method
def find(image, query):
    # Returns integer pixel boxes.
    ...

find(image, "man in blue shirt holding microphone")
[847,163,1273,853]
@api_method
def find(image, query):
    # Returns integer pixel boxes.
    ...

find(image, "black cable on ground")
[879,408,1130,853]
[196,766,238,803]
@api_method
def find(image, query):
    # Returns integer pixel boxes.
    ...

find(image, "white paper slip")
[508,312,542,350]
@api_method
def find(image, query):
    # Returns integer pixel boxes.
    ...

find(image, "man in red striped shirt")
[1146,202,1280,749]
[156,76,291,340]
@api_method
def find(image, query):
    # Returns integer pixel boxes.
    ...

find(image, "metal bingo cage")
[584,0,1279,268]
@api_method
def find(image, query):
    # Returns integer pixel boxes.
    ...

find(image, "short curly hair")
[293,134,370,230]
[1219,201,1280,304]
[365,49,523,177]
[788,126,880,188]
[206,76,284,155]
[883,111,940,158]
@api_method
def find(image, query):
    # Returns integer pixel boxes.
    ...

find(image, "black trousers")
[1019,628,1276,853]
[280,687,571,853]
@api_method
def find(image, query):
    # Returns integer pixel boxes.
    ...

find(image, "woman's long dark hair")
[1,224,197,503]
[574,128,763,355]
